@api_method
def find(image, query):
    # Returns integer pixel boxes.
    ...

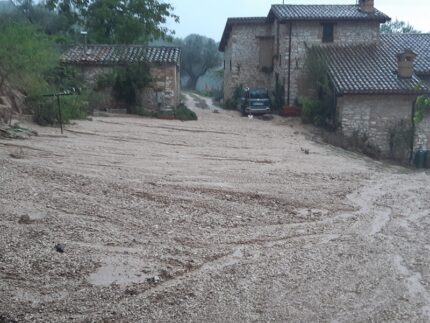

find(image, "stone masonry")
[223,19,379,104]
[223,24,273,100]
[337,94,430,155]
[77,64,180,111]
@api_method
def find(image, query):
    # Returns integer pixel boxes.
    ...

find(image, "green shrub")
[415,95,430,124]
[136,106,158,118]
[112,63,152,112]
[301,97,320,123]
[301,47,335,128]
[31,94,88,126]
[175,104,197,121]
[222,98,236,110]
[388,119,414,160]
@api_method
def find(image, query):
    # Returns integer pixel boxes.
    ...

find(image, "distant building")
[219,0,430,157]
[61,45,181,111]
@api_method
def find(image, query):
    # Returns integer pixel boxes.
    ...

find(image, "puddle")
[88,256,154,287]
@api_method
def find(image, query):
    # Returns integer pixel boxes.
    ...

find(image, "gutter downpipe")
[410,98,417,164]
[287,21,293,106]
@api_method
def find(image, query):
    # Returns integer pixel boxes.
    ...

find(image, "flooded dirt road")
[1,94,429,322]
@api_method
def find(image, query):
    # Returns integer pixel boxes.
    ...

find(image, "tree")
[10,0,73,37]
[177,34,222,90]
[381,19,421,34]
[45,0,179,44]
[0,21,57,94]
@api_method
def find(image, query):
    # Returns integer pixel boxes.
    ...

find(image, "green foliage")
[415,95,430,124]
[302,47,335,128]
[31,94,88,125]
[112,63,152,112]
[46,0,179,44]
[222,99,236,110]
[135,103,197,121]
[301,97,320,123]
[381,19,421,34]
[222,85,242,110]
[10,1,73,36]
[95,72,116,91]
[388,119,414,160]
[0,21,57,94]
[135,106,158,118]
[174,104,197,121]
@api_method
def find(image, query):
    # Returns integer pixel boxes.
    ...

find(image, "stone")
[18,215,32,225]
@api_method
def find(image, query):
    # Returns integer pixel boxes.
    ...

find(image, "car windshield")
[248,89,268,99]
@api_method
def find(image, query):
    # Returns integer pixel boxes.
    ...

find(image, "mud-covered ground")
[1,94,429,322]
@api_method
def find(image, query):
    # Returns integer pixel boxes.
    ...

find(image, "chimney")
[397,49,417,78]
[80,31,89,55]
[358,0,375,13]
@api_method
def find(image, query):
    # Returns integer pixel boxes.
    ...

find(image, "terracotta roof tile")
[60,45,180,66]
[316,34,430,95]
[270,5,390,22]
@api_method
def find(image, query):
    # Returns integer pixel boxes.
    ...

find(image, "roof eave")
[277,16,389,23]
[337,89,424,96]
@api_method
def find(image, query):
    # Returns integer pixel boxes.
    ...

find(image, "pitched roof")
[316,35,430,95]
[219,4,391,51]
[269,4,390,22]
[381,34,430,75]
[219,17,268,52]
[60,45,181,66]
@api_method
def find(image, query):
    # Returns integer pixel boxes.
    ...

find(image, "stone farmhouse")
[61,45,181,111]
[219,0,430,156]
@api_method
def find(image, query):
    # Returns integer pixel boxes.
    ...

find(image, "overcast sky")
[166,0,430,41]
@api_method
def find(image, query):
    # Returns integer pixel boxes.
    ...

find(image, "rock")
[54,243,65,253]
[146,276,161,284]
[18,214,32,225]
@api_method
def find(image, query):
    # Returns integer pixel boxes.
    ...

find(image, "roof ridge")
[81,44,180,48]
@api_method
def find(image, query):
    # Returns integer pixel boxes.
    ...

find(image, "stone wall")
[337,94,425,157]
[78,64,180,111]
[223,18,380,103]
[223,23,273,100]
[141,65,179,110]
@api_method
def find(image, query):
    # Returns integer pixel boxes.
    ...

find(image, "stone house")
[61,45,181,111]
[219,0,430,156]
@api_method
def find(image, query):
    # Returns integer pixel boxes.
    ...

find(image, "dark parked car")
[238,87,271,116]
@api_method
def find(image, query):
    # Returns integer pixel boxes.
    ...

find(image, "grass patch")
[136,104,197,121]
[175,103,197,121]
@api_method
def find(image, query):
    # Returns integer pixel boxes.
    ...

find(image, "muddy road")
[1,94,430,322]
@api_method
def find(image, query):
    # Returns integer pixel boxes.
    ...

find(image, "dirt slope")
[0,94,429,322]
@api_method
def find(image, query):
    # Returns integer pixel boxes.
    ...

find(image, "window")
[322,23,334,43]
[259,37,274,69]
